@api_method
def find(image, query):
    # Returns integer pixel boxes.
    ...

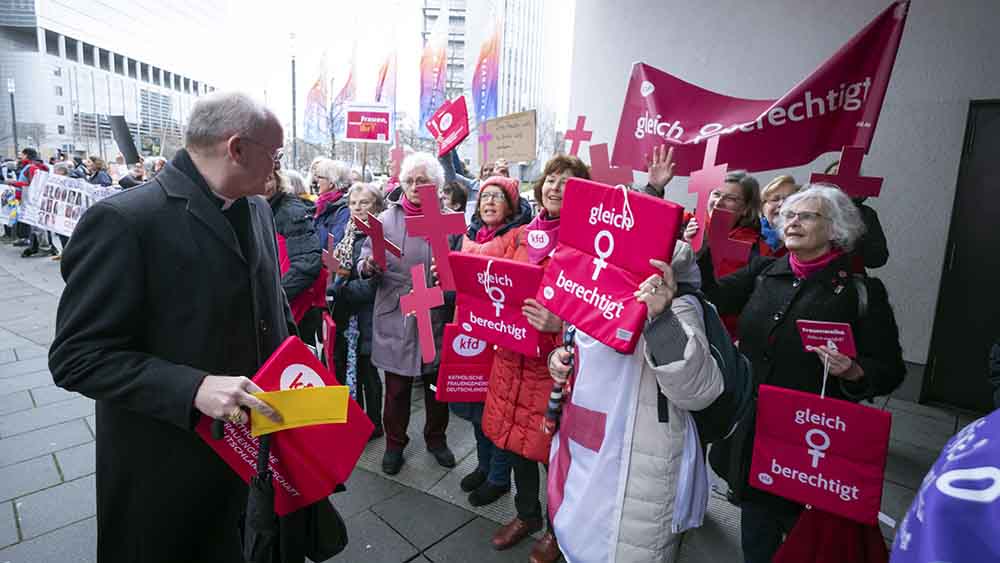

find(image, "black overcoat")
[49,160,293,563]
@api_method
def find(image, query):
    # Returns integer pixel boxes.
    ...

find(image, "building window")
[56,105,65,116]
[54,68,62,77]
[55,86,63,96]
[58,125,66,135]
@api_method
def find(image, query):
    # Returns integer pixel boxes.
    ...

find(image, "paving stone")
[0,391,33,416]
[880,481,917,540]
[15,475,96,539]
[0,371,51,396]
[0,396,94,438]
[0,357,49,379]
[884,439,938,490]
[55,442,95,481]
[889,409,956,452]
[0,420,93,467]
[0,516,94,562]
[424,517,535,563]
[0,349,15,365]
[333,467,406,519]
[316,509,417,563]
[13,345,47,362]
[678,492,742,563]
[0,456,61,502]
[0,502,17,548]
[881,396,956,423]
[85,415,96,437]
[29,384,77,407]
[372,488,476,550]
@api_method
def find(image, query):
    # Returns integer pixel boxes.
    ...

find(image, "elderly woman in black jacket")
[706,185,906,563]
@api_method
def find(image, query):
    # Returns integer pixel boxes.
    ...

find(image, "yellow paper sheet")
[250,386,349,437]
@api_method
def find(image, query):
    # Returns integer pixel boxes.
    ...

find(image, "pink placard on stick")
[688,136,728,253]
[435,323,494,403]
[426,96,471,157]
[749,384,891,525]
[355,213,402,271]
[708,208,753,279]
[809,146,883,199]
[450,252,544,357]
[564,115,593,157]
[400,264,444,363]
[797,320,858,358]
[405,185,467,291]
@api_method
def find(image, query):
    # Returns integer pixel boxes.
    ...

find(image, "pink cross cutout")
[688,136,729,253]
[405,185,466,291]
[478,122,492,163]
[399,264,444,363]
[547,398,607,520]
[809,146,883,199]
[588,142,633,186]
[564,115,593,157]
[389,131,405,180]
[708,208,753,280]
[321,233,341,273]
[354,213,402,270]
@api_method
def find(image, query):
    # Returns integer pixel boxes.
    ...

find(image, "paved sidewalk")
[0,239,974,562]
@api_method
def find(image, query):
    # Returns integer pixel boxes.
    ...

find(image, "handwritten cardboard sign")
[482,110,537,163]
[436,323,494,402]
[797,320,858,358]
[427,96,471,158]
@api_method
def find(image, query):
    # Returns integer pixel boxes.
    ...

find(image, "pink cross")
[688,136,728,253]
[321,233,341,273]
[547,398,607,520]
[708,208,753,280]
[354,213,402,270]
[564,115,593,157]
[405,185,467,291]
[809,146,883,199]
[399,264,444,363]
[389,131,405,180]
[588,142,633,186]
[478,122,492,164]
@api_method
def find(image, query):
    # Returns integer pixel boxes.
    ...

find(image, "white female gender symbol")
[488,285,506,316]
[592,230,615,281]
[805,428,831,468]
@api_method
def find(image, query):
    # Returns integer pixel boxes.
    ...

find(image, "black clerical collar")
[171,148,239,210]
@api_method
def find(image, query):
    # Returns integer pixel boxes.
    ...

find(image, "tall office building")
[422,0,468,101]
[496,0,543,118]
[0,0,220,160]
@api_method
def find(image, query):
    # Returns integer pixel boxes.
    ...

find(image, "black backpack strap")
[655,284,705,423]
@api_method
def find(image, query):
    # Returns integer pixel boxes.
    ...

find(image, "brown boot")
[491,517,543,551]
[529,532,561,563]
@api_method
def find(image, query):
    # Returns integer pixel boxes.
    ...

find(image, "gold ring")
[227,408,243,424]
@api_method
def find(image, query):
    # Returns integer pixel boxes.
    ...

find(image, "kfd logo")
[280,363,326,390]
[452,334,487,357]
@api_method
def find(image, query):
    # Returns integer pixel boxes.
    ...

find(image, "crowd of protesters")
[31,90,996,563]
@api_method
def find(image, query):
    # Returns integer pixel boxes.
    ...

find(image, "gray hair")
[144,156,167,177]
[184,91,277,150]
[400,152,445,189]
[313,159,353,190]
[776,184,866,250]
[283,170,308,196]
[52,162,73,176]
[347,182,386,215]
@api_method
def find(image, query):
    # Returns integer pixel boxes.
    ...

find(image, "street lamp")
[6,78,18,157]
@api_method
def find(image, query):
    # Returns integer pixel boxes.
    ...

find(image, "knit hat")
[479,175,520,209]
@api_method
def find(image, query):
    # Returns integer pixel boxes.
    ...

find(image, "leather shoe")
[491,517,542,551]
[460,468,487,492]
[427,446,456,468]
[468,482,510,507]
[382,449,404,475]
[529,532,561,563]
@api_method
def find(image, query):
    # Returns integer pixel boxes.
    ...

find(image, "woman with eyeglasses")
[312,158,353,251]
[704,185,906,563]
[759,175,801,254]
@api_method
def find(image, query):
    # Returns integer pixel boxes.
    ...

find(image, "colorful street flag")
[472,16,501,123]
[418,3,449,138]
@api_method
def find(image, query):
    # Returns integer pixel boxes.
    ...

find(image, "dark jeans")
[739,498,802,563]
[355,354,383,431]
[383,371,449,452]
[507,451,551,529]
[472,421,511,487]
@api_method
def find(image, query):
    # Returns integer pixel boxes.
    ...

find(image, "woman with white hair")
[705,185,906,563]
[283,170,314,203]
[312,158,353,248]
[359,151,458,476]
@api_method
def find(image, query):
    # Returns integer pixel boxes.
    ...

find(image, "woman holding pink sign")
[706,185,906,563]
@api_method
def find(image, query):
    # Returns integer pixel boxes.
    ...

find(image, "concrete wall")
[567,0,1000,371]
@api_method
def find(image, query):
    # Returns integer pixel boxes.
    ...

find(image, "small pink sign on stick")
[400,264,445,364]
[564,115,593,157]
[707,208,754,279]
[688,136,728,253]
[354,213,402,270]
[588,142,633,186]
[321,233,340,273]
[797,320,858,358]
[405,185,467,291]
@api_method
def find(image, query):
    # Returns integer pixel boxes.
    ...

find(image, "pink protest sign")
[809,146,883,199]
[536,178,683,353]
[708,208,753,280]
[355,213,402,270]
[689,136,728,252]
[435,323,495,403]
[400,264,444,363]
[588,142,633,186]
[196,337,372,516]
[322,311,337,380]
[405,185,467,291]
[564,115,593,157]
[611,2,908,176]
[450,252,544,357]
[345,104,392,144]
[389,131,405,181]
[426,96,471,157]
[750,384,891,525]
[321,233,340,274]
[797,320,858,358]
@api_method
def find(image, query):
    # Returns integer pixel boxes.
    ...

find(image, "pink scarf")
[314,190,342,218]
[475,225,501,244]
[790,248,845,280]
[401,194,422,217]
[524,211,560,264]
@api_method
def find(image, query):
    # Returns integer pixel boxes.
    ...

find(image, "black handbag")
[708,396,757,505]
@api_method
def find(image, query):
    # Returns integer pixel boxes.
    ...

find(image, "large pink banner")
[612,2,909,176]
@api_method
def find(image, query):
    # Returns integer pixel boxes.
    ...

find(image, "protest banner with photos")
[536,178,684,353]
[481,110,537,163]
[450,252,544,357]
[1,187,17,227]
[750,384,891,524]
[345,103,393,143]
[197,337,372,516]
[435,323,495,403]
[426,96,471,157]
[612,2,908,176]
[19,172,118,237]
[797,320,858,358]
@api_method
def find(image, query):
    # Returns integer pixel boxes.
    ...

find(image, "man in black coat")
[49,91,290,563]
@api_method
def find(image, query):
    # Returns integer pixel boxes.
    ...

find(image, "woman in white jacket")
[546,241,723,563]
